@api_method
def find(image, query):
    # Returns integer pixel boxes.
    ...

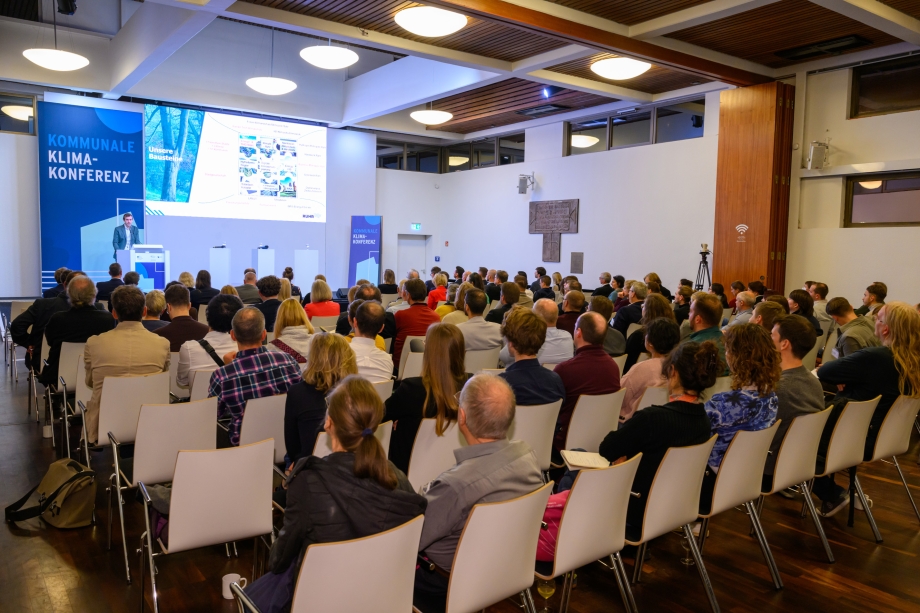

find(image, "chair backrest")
[190,368,217,401]
[290,516,425,613]
[706,422,781,516]
[384,337,392,353]
[553,455,642,576]
[313,422,393,460]
[464,348,501,373]
[75,354,91,412]
[133,398,219,486]
[446,483,553,613]
[564,390,626,453]
[396,335,426,379]
[310,315,339,329]
[822,327,839,363]
[612,354,627,373]
[770,408,832,493]
[372,379,394,400]
[823,397,881,475]
[168,352,190,399]
[721,308,732,326]
[398,352,424,380]
[406,420,467,492]
[10,300,31,321]
[508,401,562,471]
[626,323,642,338]
[437,301,447,308]
[98,372,170,446]
[39,333,51,373]
[380,293,398,309]
[801,337,821,371]
[166,439,274,554]
[197,308,207,323]
[703,376,732,398]
[98,300,109,311]
[58,342,86,390]
[636,386,667,412]
[239,394,288,463]
[639,435,717,543]
[869,396,920,461]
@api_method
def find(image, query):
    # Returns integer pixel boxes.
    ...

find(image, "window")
[445,144,471,172]
[0,93,36,135]
[610,111,652,148]
[376,140,404,170]
[845,172,920,226]
[851,55,920,118]
[498,133,525,165]
[471,139,495,168]
[656,100,705,143]
[406,143,439,173]
[568,118,607,156]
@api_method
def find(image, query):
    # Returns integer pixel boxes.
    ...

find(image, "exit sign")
[411,223,422,231]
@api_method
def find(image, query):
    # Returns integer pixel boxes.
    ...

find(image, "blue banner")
[38,102,144,288]
[348,216,381,287]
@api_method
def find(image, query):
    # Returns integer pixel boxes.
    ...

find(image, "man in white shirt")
[456,289,502,351]
[501,299,574,366]
[177,294,243,387]
[722,291,755,332]
[351,301,393,383]
[808,282,834,331]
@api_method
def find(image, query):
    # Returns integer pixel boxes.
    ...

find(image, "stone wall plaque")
[529,199,579,263]
[542,233,561,263]
[571,251,584,275]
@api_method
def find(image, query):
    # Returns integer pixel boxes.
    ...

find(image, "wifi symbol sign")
[735,224,749,234]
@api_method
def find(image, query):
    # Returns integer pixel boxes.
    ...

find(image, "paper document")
[560,450,610,471]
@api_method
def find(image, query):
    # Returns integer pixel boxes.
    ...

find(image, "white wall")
[0,133,41,298]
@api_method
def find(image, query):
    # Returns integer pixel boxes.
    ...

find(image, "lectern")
[209,247,231,288]
[115,245,169,291]
[252,248,275,277]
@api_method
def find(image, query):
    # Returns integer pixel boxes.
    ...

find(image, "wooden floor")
[2,343,920,612]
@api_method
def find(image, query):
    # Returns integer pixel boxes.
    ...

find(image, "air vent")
[775,35,872,61]
[516,104,570,117]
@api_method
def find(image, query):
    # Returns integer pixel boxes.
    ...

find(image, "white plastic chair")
[168,352,189,400]
[413,483,553,613]
[189,368,217,401]
[863,397,920,525]
[626,323,642,339]
[703,376,732,398]
[821,328,839,364]
[564,390,626,453]
[49,342,87,460]
[397,335,426,380]
[380,293,399,309]
[532,456,642,613]
[636,386,667,412]
[613,354,627,373]
[313,421,393,459]
[310,315,339,329]
[801,337,821,371]
[373,379,394,400]
[399,352,424,380]
[627,435,719,613]
[721,308,732,326]
[406,420,467,492]
[464,348,501,372]
[542,363,557,371]
[697,423,783,590]
[508,401,562,472]
[197,308,208,323]
[239,394,289,464]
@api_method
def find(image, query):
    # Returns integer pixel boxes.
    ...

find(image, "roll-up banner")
[348,216,381,287]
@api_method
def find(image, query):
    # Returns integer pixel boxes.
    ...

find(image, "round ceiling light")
[23,48,89,71]
[246,77,297,96]
[410,109,453,125]
[395,6,468,37]
[590,57,652,80]
[571,134,599,148]
[300,45,359,70]
[1,105,34,121]
[448,156,469,166]
[858,180,882,190]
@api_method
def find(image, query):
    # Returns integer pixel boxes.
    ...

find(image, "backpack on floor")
[4,458,96,528]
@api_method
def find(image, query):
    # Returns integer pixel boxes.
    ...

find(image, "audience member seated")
[748,280,766,304]
[673,285,692,325]
[178,271,195,290]
[728,280,745,309]
[466,271,487,297]
[808,282,832,330]
[41,275,116,387]
[646,280,662,296]
[684,293,729,375]
[234,271,262,305]
[141,290,169,332]
[266,298,315,364]
[251,376,426,612]
[454,267,465,284]
[425,267,441,293]
[43,267,69,298]
[788,289,823,336]
[765,294,790,314]
[341,297,384,348]
[551,272,564,293]
[348,301,393,383]
[208,308,302,447]
[83,286,170,445]
[764,315,825,485]
[586,295,623,357]
[599,341,719,529]
[393,279,443,369]
[611,276,629,312]
[154,284,210,352]
[591,272,613,297]
[95,263,124,304]
[435,283,459,319]
[533,275,555,302]
[529,267,546,294]
[826,297,881,358]
[387,279,412,314]
[520,298,575,366]
[515,275,534,309]
[406,269,420,281]
[284,333,357,463]
[189,270,220,311]
[485,281,520,324]
[556,290,586,336]
[750,300,785,332]
[176,294,243,388]
[619,319,680,421]
[710,283,730,309]
[611,281,646,337]
[281,266,301,296]
[812,302,920,516]
[456,289,501,351]
[220,285,239,296]
[379,268,398,295]
[498,308,565,406]
[253,275,283,332]
[441,283,473,326]
[427,273,449,310]
[123,271,140,287]
[855,281,886,317]
[624,294,676,374]
[723,291,756,331]
[486,270,507,303]
[644,272,672,301]
[304,279,340,320]
[415,374,542,599]
[278,278,292,302]
[553,312,621,453]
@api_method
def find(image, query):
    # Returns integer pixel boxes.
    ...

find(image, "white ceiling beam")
[807,0,920,45]
[650,81,733,102]
[496,0,629,35]
[524,70,653,103]
[509,44,595,74]
[629,0,781,39]
[644,36,777,76]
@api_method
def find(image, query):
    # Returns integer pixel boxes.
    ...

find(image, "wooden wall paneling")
[772,83,795,291]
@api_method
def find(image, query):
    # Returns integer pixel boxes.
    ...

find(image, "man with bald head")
[551,311,622,453]
[235,270,262,305]
[416,374,543,598]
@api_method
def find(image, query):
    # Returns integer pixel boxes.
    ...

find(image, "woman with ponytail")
[250,376,427,612]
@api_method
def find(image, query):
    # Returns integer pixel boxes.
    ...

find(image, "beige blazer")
[83,321,170,442]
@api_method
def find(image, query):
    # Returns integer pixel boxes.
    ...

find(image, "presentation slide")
[144,105,326,223]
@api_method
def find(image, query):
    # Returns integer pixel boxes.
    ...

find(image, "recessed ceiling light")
[590,57,652,80]
[449,156,469,166]
[246,77,297,96]
[300,45,359,70]
[395,6,468,37]
[858,180,882,190]
[22,48,89,71]
[570,135,599,148]
[410,109,453,125]
[1,105,34,121]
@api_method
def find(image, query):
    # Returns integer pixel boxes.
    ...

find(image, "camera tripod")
[695,249,712,291]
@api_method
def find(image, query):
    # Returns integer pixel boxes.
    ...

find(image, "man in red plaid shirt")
[208,307,302,446]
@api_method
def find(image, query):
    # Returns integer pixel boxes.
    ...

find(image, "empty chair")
[636,386,667,412]
[703,376,732,398]
[239,394,289,464]
[396,335,426,380]
[564,390,626,453]
[372,379,394,400]
[168,352,189,400]
[863,396,920,524]
[532,456,642,613]
[464,348,501,373]
[628,436,719,613]
[508,401,563,473]
[697,422,784,590]
[313,421,393,460]
[138,439,275,613]
[399,352,424,380]
[189,368,217,401]
[413,483,554,613]
[406,420,467,492]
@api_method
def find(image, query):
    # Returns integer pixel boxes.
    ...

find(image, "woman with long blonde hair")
[266,298,315,364]
[220,285,239,296]
[383,322,469,472]
[178,271,195,288]
[278,277,292,301]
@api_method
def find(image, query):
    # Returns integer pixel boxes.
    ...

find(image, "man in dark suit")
[112,212,141,259]
[592,272,615,297]
[96,263,124,303]
[253,275,283,332]
[43,267,70,298]
[485,282,520,324]
[530,267,546,294]
[487,270,507,304]
[154,284,209,352]
[533,275,555,302]
[425,267,442,294]
[611,281,646,337]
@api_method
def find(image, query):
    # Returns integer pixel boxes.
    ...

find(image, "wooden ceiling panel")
[666,0,902,68]
[242,0,569,62]
[547,52,713,94]
[429,78,615,132]
[878,0,920,20]
[543,0,715,25]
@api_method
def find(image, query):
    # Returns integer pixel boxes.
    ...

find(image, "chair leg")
[800,481,835,563]
[225,543,231,558]
[682,524,720,613]
[745,501,783,590]
[892,456,920,524]
[112,448,132,584]
[107,474,115,550]
[630,542,647,584]
[139,534,147,613]
[521,589,537,613]
[612,552,637,613]
[562,571,575,613]
[697,517,711,554]
[852,474,883,543]
[143,508,160,613]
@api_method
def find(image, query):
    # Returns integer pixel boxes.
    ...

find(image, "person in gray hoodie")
[826,297,881,359]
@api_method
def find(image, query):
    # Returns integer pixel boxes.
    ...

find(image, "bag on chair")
[4,458,96,528]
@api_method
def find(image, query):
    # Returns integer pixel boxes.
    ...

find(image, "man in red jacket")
[393,279,441,369]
